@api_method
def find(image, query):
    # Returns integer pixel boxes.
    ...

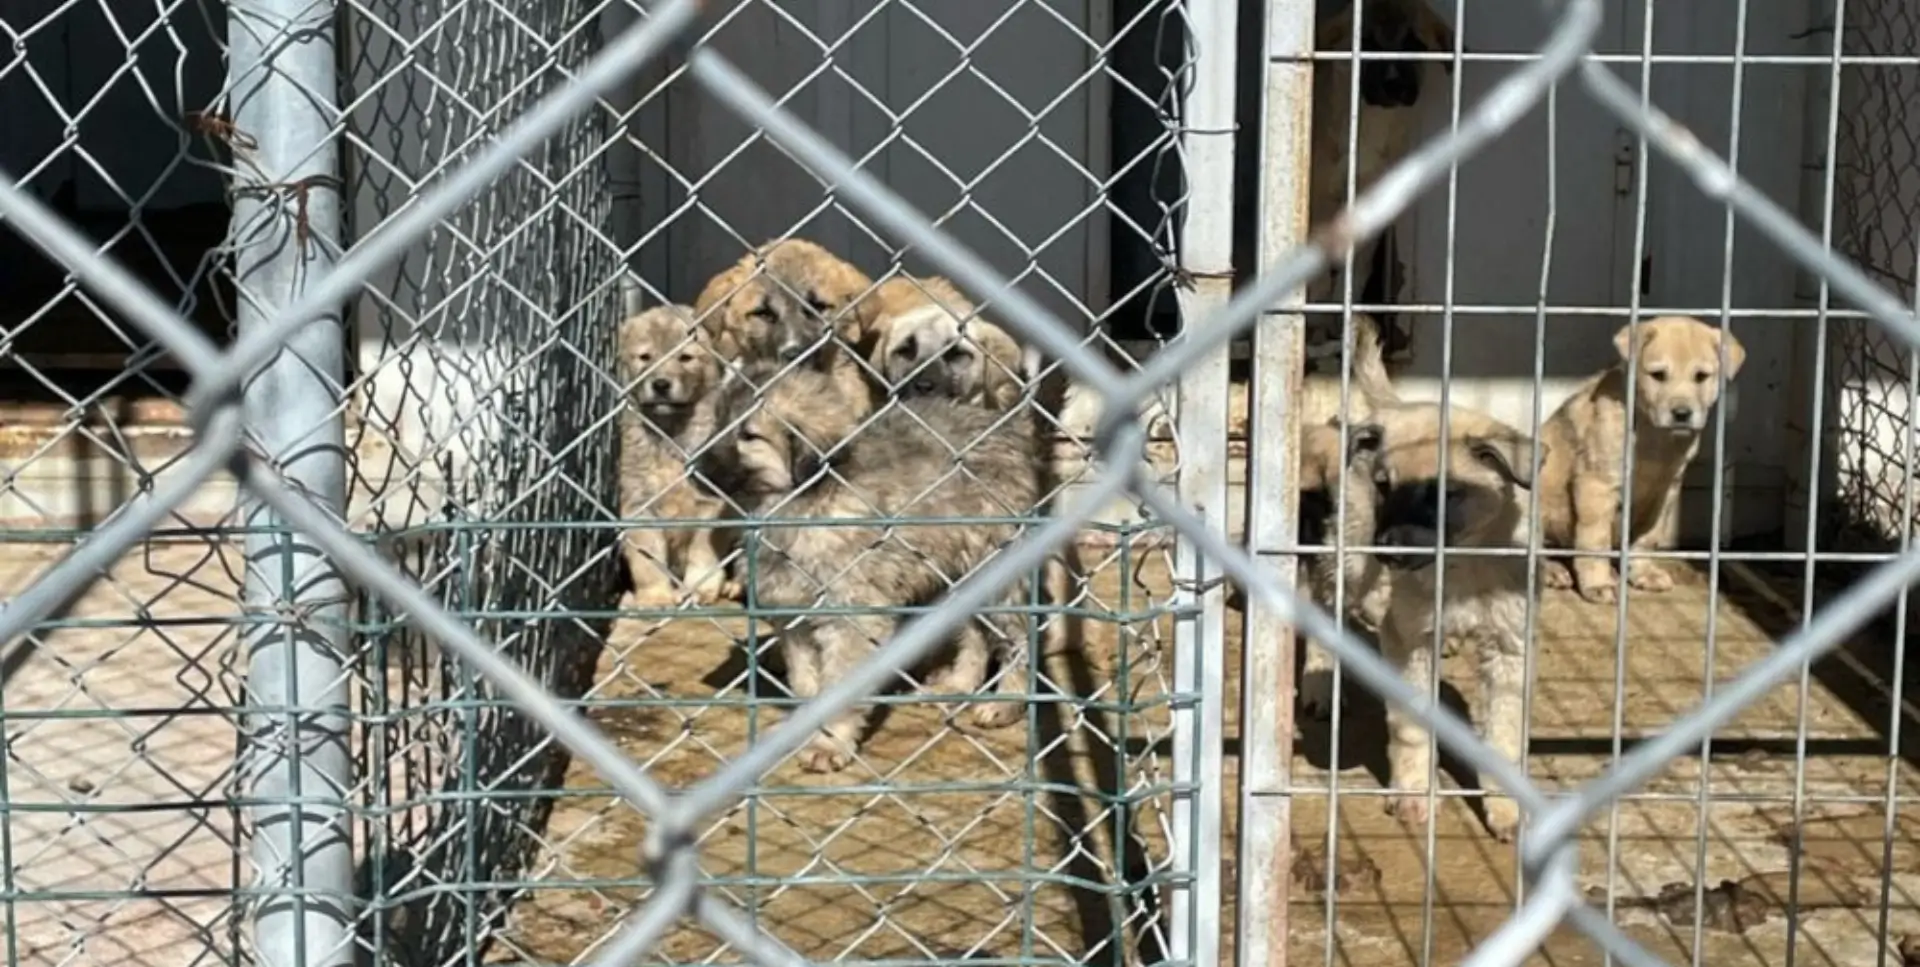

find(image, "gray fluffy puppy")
[692,364,1043,773]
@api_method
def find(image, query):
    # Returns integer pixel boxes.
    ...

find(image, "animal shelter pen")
[4,2,1920,967]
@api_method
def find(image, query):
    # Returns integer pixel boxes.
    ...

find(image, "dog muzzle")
[1374,524,1438,572]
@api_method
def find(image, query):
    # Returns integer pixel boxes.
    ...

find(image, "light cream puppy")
[1537,315,1746,604]
[1353,400,1545,841]
[858,275,1040,414]
[615,305,736,608]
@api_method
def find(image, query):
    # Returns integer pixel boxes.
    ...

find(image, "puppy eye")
[1648,368,1669,382]
[944,348,975,365]
[738,430,765,444]
[678,352,695,364]
[636,353,653,364]
[748,303,776,322]
[804,294,832,315]
[893,343,918,360]
[1693,370,1711,384]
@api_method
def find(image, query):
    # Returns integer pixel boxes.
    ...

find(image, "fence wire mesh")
[1829,0,1920,555]
[0,1,1919,967]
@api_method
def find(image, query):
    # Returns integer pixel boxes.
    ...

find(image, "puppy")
[614,306,736,608]
[1354,400,1545,841]
[693,236,876,379]
[1290,313,1402,718]
[692,365,1044,773]
[1537,316,1746,604]
[857,275,1039,413]
[1306,0,1455,359]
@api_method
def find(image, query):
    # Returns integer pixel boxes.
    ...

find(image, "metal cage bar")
[225,3,356,966]
[0,1,1917,966]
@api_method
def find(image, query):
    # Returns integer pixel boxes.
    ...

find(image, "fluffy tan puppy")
[692,364,1044,773]
[693,237,876,379]
[614,305,736,608]
[857,275,1038,413]
[1537,315,1746,604]
[1351,400,1545,841]
[1306,0,1455,323]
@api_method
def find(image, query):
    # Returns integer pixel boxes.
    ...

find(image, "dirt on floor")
[500,550,1920,967]
[6,536,1919,967]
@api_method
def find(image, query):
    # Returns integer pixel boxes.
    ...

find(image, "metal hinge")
[1614,128,1636,196]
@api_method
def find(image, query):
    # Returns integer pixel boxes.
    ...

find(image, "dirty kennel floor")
[3,539,1915,967]
[503,553,1920,967]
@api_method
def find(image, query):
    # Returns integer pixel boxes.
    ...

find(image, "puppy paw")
[796,739,855,774]
[1539,560,1575,590]
[689,577,742,606]
[1482,795,1522,842]
[1627,564,1675,593]
[965,700,1026,731]
[1576,580,1618,605]
[622,584,679,610]
[1386,794,1431,827]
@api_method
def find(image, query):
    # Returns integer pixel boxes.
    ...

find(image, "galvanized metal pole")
[227,3,354,967]
[1172,0,1238,964]
[1236,0,1311,961]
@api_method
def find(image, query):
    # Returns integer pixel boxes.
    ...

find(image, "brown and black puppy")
[614,305,735,608]
[691,364,1044,773]
[1289,313,1403,718]
[1537,316,1746,603]
[693,237,876,385]
[1346,400,1545,842]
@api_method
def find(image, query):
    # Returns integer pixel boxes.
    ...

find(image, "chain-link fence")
[4,1,1920,967]
[1828,0,1920,555]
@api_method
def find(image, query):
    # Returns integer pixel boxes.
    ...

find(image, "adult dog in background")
[1537,315,1746,604]
[693,237,876,388]
[1305,0,1455,368]
[857,274,1039,413]
[615,305,736,608]
[1354,400,1545,841]
[692,365,1043,773]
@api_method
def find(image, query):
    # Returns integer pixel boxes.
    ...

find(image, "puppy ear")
[694,261,750,317]
[1612,323,1640,361]
[863,312,897,370]
[1021,345,1046,387]
[1468,430,1541,491]
[1342,420,1385,465]
[1717,326,1748,379]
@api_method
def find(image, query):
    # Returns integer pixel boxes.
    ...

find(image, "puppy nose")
[777,344,803,362]
[911,377,939,394]
[650,378,672,395]
[1671,404,1694,422]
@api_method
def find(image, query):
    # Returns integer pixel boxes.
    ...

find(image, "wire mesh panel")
[7,0,1920,966]
[1827,0,1920,555]
[337,0,1223,964]
[1249,1,1920,966]
[0,3,241,966]
[335,2,626,965]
